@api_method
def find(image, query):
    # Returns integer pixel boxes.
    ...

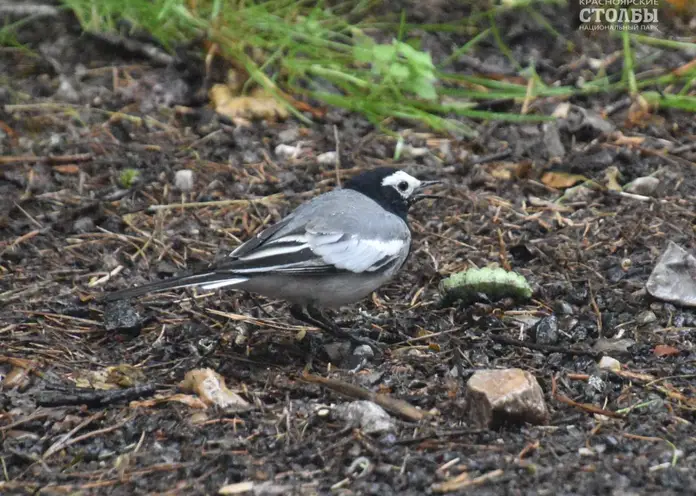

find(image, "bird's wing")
[219,229,408,275]
[229,213,297,258]
[217,190,411,275]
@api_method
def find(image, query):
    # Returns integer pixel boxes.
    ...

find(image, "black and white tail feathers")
[102,272,248,301]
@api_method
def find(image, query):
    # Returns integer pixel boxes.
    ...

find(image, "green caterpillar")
[440,267,533,306]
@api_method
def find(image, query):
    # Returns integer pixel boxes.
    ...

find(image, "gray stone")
[277,127,299,143]
[334,401,395,434]
[73,216,94,233]
[543,122,565,158]
[636,310,657,325]
[323,342,352,363]
[103,300,142,333]
[554,301,574,315]
[646,241,696,307]
[624,176,659,196]
[593,338,635,355]
[533,315,559,345]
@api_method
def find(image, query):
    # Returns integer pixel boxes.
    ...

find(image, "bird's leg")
[301,305,386,353]
[289,304,325,360]
[244,291,274,319]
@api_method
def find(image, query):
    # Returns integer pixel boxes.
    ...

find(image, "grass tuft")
[3,0,695,133]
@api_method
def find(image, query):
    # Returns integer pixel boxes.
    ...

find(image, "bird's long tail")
[102,272,249,302]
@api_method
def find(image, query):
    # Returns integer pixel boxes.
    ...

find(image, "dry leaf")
[626,95,664,128]
[1,367,31,390]
[612,134,645,146]
[541,171,587,189]
[53,164,80,174]
[180,368,250,409]
[210,84,288,121]
[654,345,680,357]
[219,481,255,495]
[106,364,146,387]
[488,162,515,180]
[73,368,114,390]
[73,364,145,390]
[515,160,533,179]
[603,166,622,192]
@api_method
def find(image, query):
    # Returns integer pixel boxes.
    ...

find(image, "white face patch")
[380,170,422,199]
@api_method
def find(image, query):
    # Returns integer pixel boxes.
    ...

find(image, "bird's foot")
[330,326,387,355]
[290,304,386,357]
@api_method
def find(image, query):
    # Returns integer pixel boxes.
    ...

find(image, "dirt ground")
[2,3,696,495]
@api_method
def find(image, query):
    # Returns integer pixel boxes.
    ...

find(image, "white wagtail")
[105,167,440,346]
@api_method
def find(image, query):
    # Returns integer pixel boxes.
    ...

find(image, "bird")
[104,167,441,347]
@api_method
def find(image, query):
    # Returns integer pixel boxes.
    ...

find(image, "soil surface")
[2,3,696,495]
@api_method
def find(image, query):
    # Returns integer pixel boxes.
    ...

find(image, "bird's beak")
[411,179,443,203]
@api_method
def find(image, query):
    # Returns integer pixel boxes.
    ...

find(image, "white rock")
[624,176,659,196]
[334,401,395,434]
[274,143,302,159]
[578,447,595,457]
[174,169,195,192]
[316,151,337,164]
[598,356,621,372]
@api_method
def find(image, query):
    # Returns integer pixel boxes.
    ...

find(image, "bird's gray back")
[276,189,410,242]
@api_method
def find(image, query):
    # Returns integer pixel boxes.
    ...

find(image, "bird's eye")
[397,181,409,192]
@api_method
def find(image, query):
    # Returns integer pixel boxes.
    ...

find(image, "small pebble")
[334,401,395,434]
[593,338,635,355]
[315,405,331,418]
[533,315,559,345]
[316,151,337,164]
[624,176,659,196]
[587,375,606,393]
[554,301,574,315]
[636,310,657,325]
[277,127,299,143]
[353,344,375,360]
[103,300,143,333]
[323,342,352,363]
[398,144,429,158]
[274,143,302,159]
[73,216,95,233]
[598,356,621,371]
[174,169,195,192]
[55,76,80,102]
[562,185,594,203]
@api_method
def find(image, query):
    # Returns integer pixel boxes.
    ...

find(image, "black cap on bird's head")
[344,167,441,219]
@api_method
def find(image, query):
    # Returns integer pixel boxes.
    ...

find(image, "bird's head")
[344,167,441,219]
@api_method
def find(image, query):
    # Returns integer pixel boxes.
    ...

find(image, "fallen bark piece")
[465,369,548,428]
[646,241,696,307]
